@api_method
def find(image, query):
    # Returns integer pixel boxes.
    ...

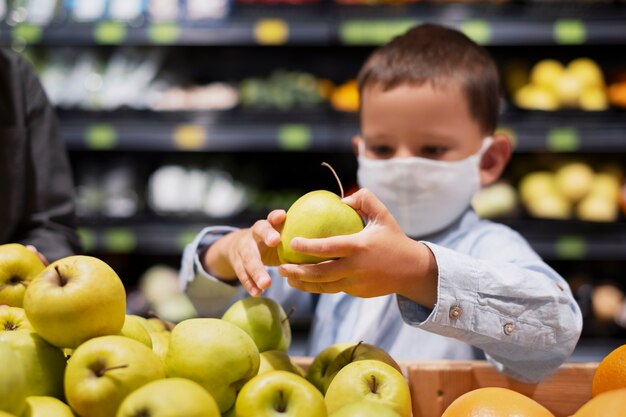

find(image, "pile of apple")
[0,243,411,417]
[518,162,624,222]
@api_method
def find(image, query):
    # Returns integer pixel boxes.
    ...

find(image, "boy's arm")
[398,228,582,383]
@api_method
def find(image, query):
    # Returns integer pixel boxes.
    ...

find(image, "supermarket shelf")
[78,217,626,260]
[2,3,626,46]
[59,109,626,153]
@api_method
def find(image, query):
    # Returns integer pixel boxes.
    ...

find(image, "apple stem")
[368,375,378,394]
[276,390,287,413]
[96,364,129,377]
[54,265,68,287]
[321,162,344,199]
[4,322,18,331]
[282,306,297,324]
[349,341,364,363]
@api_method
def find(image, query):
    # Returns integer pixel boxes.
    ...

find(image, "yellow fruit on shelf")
[526,193,572,220]
[554,162,595,203]
[530,59,565,89]
[441,387,555,417]
[577,194,618,222]
[331,80,359,112]
[519,171,559,205]
[555,73,583,108]
[567,58,605,90]
[514,84,560,111]
[591,344,626,397]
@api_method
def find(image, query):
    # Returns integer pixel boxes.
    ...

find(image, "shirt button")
[503,322,514,335]
[449,306,462,319]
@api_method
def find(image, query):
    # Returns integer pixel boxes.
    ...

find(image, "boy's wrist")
[397,240,438,309]
[203,230,239,282]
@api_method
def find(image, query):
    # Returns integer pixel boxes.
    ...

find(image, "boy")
[179,24,582,383]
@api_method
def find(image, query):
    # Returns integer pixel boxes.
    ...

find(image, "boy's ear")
[480,133,513,186]
[351,135,362,156]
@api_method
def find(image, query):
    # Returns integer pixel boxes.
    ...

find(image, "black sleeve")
[0,49,81,261]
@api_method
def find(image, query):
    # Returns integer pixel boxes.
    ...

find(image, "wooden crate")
[406,361,597,417]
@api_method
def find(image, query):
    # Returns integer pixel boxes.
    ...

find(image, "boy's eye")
[421,146,449,158]
[369,145,395,158]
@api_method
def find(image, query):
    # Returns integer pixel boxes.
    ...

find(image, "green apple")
[149,331,170,362]
[24,396,75,417]
[116,377,220,417]
[278,190,364,264]
[235,370,327,417]
[324,360,411,417]
[0,330,66,398]
[23,255,126,348]
[329,401,402,417]
[0,243,45,307]
[259,350,303,376]
[306,343,355,392]
[0,412,18,417]
[221,297,291,352]
[322,342,402,393]
[0,342,27,415]
[165,318,260,413]
[146,318,169,332]
[64,335,165,417]
[120,315,152,348]
[0,305,31,332]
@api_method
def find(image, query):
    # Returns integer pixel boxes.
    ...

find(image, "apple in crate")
[24,396,75,417]
[0,243,45,307]
[23,255,126,348]
[0,305,31,332]
[330,401,401,417]
[0,343,27,416]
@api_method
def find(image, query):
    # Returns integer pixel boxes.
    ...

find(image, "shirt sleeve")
[397,227,583,383]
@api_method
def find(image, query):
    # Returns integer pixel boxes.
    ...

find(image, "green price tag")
[148,22,181,44]
[177,230,199,251]
[554,20,586,45]
[547,127,580,152]
[340,19,418,45]
[103,228,136,253]
[278,124,312,150]
[94,21,127,44]
[77,228,97,253]
[460,20,491,45]
[85,124,117,150]
[555,236,586,259]
[12,24,43,44]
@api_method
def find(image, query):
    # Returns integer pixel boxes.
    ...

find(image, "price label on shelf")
[278,124,312,150]
[148,22,181,44]
[547,127,580,152]
[85,124,118,150]
[340,19,418,45]
[554,20,586,45]
[555,235,587,259]
[254,19,289,45]
[12,24,43,44]
[173,124,207,150]
[103,228,137,253]
[94,21,128,44]
[460,20,491,45]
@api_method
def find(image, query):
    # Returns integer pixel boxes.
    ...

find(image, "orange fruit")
[591,343,626,396]
[442,387,555,417]
[573,388,626,417]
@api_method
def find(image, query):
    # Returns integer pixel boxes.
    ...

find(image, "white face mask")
[357,138,493,238]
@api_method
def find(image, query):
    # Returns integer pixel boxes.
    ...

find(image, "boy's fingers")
[232,260,262,296]
[278,260,347,283]
[342,188,388,221]
[289,235,356,258]
[268,209,286,226]
[286,277,343,294]
[251,219,281,247]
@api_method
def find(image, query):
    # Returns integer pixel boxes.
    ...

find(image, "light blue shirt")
[179,209,582,383]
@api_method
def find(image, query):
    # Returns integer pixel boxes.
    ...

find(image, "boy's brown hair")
[357,23,501,135]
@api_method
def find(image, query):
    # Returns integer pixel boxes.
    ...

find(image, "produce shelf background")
[2,0,626,362]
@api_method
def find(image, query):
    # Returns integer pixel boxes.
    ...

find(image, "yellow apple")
[0,243,45,307]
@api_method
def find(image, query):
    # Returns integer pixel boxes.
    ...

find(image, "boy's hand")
[26,245,49,266]
[203,209,286,297]
[277,189,438,308]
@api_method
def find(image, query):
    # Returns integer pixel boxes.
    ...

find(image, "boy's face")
[357,82,484,161]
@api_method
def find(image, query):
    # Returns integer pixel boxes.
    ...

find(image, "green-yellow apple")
[0,412,18,417]
[322,342,402,393]
[278,190,364,264]
[324,360,411,417]
[221,297,291,352]
[306,343,355,392]
[23,255,126,348]
[116,378,220,417]
[235,370,327,417]
[259,350,303,376]
[0,305,31,332]
[119,315,152,348]
[24,396,75,417]
[329,400,401,417]
[0,342,27,415]
[64,335,165,417]
[165,318,260,413]
[0,330,66,398]
[146,318,169,332]
[149,331,170,362]
[0,243,45,307]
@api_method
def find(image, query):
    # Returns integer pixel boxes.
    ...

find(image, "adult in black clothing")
[0,48,80,262]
